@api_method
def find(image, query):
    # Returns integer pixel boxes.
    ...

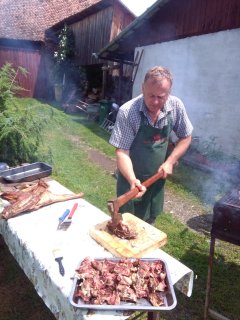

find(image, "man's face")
[142,78,171,114]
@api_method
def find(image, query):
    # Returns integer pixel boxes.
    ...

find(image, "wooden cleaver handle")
[116,171,163,209]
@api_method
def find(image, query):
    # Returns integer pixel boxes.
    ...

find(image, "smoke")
[182,145,240,205]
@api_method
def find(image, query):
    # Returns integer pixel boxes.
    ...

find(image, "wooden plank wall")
[0,46,44,98]
[70,3,134,66]
[71,7,113,65]
[110,1,135,41]
[123,0,240,49]
[159,0,240,38]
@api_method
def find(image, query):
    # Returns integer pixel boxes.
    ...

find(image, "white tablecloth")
[0,180,193,320]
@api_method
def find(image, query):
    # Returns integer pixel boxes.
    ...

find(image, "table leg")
[0,234,5,247]
[148,311,160,320]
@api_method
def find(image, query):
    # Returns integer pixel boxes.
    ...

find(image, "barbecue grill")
[204,188,240,320]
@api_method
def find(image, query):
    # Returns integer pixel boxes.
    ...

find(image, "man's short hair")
[144,66,173,86]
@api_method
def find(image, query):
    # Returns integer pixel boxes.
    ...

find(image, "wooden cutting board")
[89,213,167,258]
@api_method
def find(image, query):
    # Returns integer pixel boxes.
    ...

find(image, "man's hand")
[159,135,192,178]
[158,162,174,179]
[130,179,146,199]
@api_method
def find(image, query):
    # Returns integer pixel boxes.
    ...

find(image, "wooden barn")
[97,0,240,159]
[46,0,135,103]
[0,0,135,100]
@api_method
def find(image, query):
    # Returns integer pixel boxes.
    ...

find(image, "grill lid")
[218,188,240,208]
[212,188,240,245]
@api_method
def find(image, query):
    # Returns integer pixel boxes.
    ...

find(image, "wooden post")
[101,65,108,99]
[148,311,160,320]
[118,63,123,104]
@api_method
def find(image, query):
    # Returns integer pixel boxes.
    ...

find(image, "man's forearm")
[116,148,147,197]
[116,148,136,185]
[159,135,192,178]
[167,135,192,165]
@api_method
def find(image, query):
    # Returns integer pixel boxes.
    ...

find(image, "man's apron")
[117,113,172,221]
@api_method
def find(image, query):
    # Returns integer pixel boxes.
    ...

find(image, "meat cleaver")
[108,171,164,226]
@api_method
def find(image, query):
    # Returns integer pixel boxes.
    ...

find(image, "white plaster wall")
[133,28,240,158]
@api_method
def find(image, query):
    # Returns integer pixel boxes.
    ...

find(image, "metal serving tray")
[0,162,52,183]
[69,257,177,311]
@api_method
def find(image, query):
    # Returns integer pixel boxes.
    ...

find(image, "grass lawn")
[1,99,239,320]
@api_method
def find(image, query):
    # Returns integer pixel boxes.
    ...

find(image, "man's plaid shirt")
[109,94,193,150]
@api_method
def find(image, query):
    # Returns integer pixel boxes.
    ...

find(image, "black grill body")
[212,189,240,245]
[204,188,240,320]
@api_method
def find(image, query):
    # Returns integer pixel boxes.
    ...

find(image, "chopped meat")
[92,290,121,305]
[107,219,137,239]
[74,257,168,307]
[137,260,152,278]
[113,259,133,277]
[149,292,164,307]
[117,275,133,286]
[103,272,118,287]
[155,281,167,292]
[117,284,137,302]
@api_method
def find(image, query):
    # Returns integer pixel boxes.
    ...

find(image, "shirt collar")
[140,94,173,118]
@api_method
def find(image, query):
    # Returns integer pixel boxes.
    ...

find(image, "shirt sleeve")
[172,98,193,138]
[109,107,136,150]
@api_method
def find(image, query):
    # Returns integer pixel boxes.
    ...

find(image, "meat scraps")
[74,257,167,306]
[107,220,137,240]
[0,179,84,219]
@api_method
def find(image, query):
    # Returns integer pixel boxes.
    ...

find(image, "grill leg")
[204,235,216,320]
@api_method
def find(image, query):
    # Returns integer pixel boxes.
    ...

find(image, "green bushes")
[0,63,28,109]
[0,63,51,165]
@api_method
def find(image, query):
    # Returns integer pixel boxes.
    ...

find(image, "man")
[109,66,193,224]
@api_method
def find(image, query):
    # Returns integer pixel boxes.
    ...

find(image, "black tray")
[0,162,52,183]
[69,257,177,311]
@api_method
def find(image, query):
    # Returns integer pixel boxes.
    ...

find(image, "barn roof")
[48,0,135,32]
[0,0,105,42]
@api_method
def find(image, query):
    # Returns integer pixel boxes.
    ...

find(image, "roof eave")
[97,0,171,63]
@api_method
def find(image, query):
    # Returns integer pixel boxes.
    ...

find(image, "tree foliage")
[52,24,75,85]
[51,24,87,99]
[54,23,75,62]
[0,63,51,165]
[0,63,28,110]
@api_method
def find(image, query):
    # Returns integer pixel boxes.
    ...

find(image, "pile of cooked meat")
[74,257,168,307]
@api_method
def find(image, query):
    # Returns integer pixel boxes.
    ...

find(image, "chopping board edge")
[89,225,137,257]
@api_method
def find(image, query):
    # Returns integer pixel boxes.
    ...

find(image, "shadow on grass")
[187,214,213,235]
[159,242,240,320]
[0,238,56,320]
